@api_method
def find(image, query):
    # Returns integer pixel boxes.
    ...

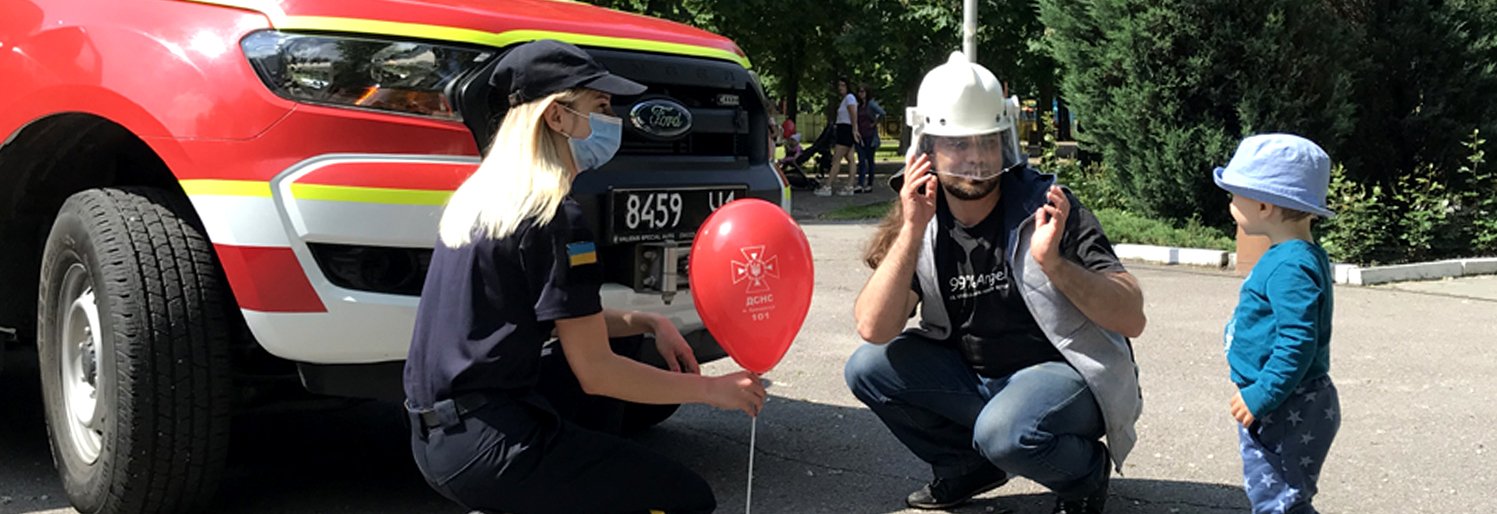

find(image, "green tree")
[1038,0,1360,227]
[587,0,1055,149]
[588,0,847,121]
[1339,0,1497,187]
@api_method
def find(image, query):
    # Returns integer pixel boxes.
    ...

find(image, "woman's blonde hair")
[438,89,586,247]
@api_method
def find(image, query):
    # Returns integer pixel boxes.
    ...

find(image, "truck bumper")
[187,153,717,364]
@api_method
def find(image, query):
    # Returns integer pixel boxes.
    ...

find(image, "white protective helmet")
[906,51,1024,179]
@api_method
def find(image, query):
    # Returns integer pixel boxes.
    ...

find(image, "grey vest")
[905,181,1143,471]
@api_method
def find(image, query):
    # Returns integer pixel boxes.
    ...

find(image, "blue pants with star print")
[1239,375,1339,514]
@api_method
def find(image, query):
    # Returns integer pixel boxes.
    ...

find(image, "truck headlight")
[241,31,492,120]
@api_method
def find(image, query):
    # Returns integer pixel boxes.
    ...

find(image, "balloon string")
[746,415,757,514]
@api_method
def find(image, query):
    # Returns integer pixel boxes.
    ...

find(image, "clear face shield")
[915,129,1023,181]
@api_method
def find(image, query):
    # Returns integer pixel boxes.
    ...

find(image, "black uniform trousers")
[407,338,715,514]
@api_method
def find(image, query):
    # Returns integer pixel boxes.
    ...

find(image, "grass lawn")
[822,201,894,221]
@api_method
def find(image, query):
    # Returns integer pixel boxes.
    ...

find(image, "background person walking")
[817,78,861,196]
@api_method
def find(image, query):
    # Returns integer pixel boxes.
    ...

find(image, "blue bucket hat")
[1214,133,1334,218]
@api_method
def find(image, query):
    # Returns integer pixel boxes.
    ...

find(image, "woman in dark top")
[854,84,887,193]
[403,40,765,514]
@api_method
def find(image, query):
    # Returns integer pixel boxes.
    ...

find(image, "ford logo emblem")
[629,99,693,139]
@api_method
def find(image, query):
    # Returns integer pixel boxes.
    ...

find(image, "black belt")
[410,392,490,430]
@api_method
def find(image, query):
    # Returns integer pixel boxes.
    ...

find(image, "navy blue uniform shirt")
[404,197,603,408]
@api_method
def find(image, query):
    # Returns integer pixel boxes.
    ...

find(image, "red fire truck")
[0,1,785,511]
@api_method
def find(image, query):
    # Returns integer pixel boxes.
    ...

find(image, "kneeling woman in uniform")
[404,40,766,514]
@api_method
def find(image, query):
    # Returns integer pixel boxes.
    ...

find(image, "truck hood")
[200,0,749,67]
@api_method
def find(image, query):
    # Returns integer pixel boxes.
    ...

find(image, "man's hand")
[650,316,700,374]
[1031,185,1068,271]
[901,152,938,230]
[1230,391,1256,428]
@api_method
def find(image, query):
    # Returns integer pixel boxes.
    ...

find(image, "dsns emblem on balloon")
[731,245,778,312]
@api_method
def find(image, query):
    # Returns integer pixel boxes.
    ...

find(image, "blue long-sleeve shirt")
[1224,239,1334,417]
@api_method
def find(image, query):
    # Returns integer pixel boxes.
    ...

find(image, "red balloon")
[688,199,814,374]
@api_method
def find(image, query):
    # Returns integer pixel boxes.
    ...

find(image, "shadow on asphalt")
[0,347,73,513]
[4,345,1242,514]
[0,346,456,514]
[635,389,1246,514]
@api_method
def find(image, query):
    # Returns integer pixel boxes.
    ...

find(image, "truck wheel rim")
[59,263,103,464]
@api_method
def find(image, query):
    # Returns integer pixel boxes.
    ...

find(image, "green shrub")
[1092,208,1234,251]
[1320,130,1497,264]
[1319,165,1398,265]
[1454,130,1497,255]
[1393,164,1464,261]
[1050,159,1126,213]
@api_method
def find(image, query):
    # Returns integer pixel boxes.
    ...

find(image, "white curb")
[1462,258,1497,276]
[1113,244,1497,286]
[1114,244,1229,267]
[1333,263,1357,284]
[1337,257,1497,285]
[1345,261,1464,285]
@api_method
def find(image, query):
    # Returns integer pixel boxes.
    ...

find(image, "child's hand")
[1229,392,1255,428]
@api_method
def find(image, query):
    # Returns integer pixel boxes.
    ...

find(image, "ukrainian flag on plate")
[566,241,597,267]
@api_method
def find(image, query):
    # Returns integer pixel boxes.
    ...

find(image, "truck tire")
[37,187,232,514]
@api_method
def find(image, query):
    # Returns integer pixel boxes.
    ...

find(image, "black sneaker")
[905,466,1010,510]
[1052,461,1110,514]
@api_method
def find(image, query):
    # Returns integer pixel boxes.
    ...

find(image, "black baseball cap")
[489,39,646,106]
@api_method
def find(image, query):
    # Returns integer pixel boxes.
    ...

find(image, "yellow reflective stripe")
[180,179,273,198]
[180,180,455,205]
[277,16,751,69]
[289,184,453,206]
[499,29,751,69]
[185,1,750,67]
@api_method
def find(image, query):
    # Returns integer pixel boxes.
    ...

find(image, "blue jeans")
[1239,375,1339,514]
[844,334,1108,498]
[855,135,878,187]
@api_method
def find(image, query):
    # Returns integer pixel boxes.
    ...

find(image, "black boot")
[905,465,1010,510]
[1052,458,1110,514]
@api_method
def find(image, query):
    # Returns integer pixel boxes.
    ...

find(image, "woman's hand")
[650,316,700,374]
[705,371,766,417]
[901,152,938,230]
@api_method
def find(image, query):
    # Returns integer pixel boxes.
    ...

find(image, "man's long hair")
[863,200,904,269]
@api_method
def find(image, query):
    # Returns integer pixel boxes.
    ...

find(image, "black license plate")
[608,187,747,244]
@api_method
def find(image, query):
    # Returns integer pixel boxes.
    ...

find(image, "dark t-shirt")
[916,176,1126,378]
[403,197,603,408]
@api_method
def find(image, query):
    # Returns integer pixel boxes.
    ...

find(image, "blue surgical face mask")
[561,106,623,172]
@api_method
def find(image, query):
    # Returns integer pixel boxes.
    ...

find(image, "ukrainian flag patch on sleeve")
[566,241,597,267]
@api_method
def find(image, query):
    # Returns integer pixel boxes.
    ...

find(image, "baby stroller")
[776,133,821,190]
[776,124,837,190]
